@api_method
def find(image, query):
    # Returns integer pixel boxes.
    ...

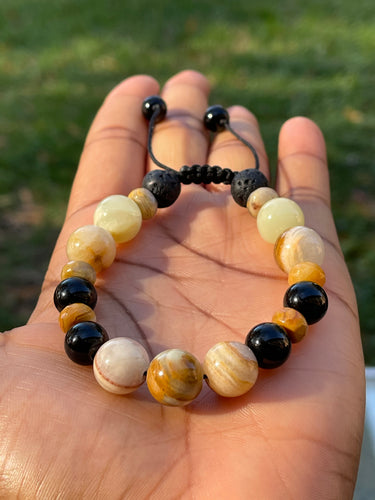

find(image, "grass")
[0,0,374,362]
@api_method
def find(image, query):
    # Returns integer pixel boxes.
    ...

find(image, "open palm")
[1,71,365,499]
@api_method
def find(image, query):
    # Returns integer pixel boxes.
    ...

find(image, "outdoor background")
[0,0,374,364]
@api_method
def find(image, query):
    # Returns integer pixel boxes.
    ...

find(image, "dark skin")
[0,70,365,499]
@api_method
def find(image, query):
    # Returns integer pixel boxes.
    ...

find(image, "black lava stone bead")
[64,321,109,365]
[204,105,229,132]
[142,169,181,208]
[142,95,167,123]
[284,281,328,325]
[54,277,97,312]
[245,322,291,369]
[231,169,269,207]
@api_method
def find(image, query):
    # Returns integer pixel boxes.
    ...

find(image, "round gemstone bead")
[93,338,150,395]
[128,188,158,220]
[288,261,326,287]
[203,341,258,397]
[142,170,181,208]
[245,323,291,369]
[231,169,269,207]
[142,95,167,122]
[54,277,97,312]
[284,281,328,325]
[59,303,96,333]
[257,198,304,244]
[247,187,278,217]
[146,349,203,406]
[65,321,109,365]
[203,105,229,132]
[61,260,96,284]
[94,195,142,244]
[66,225,116,273]
[272,307,308,343]
[274,226,325,273]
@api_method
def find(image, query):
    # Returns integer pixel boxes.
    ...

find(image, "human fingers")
[148,70,210,175]
[66,75,160,220]
[276,117,338,245]
[206,105,269,193]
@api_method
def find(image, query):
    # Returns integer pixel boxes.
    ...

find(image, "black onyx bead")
[231,169,269,207]
[284,281,328,325]
[65,321,109,365]
[54,277,97,312]
[142,95,167,123]
[245,322,291,369]
[204,105,229,132]
[142,169,181,208]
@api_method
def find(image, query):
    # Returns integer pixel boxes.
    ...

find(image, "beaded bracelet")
[53,97,328,406]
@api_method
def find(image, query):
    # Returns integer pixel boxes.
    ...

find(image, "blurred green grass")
[1,0,374,362]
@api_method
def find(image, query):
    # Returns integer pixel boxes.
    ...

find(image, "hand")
[1,70,365,499]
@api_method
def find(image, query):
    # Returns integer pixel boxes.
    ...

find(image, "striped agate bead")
[146,349,203,406]
[204,341,258,397]
[59,303,96,333]
[274,226,325,273]
[61,260,96,284]
[66,225,116,273]
[128,188,158,220]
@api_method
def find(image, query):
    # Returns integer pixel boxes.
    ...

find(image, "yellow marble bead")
[146,349,203,406]
[203,341,258,397]
[288,261,326,287]
[66,225,116,273]
[274,226,325,273]
[247,187,278,217]
[58,303,96,333]
[128,188,158,220]
[272,307,308,343]
[94,194,142,243]
[257,198,304,244]
[61,260,96,284]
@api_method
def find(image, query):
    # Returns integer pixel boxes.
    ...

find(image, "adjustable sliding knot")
[178,164,237,185]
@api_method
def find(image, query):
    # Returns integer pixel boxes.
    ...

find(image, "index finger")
[66,75,160,220]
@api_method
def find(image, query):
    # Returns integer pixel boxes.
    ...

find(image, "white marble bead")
[93,337,150,395]
[257,197,305,244]
[94,194,142,243]
[203,341,258,397]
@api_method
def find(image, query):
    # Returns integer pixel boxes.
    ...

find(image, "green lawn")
[1,0,374,362]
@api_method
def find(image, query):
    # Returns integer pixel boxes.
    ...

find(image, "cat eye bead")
[65,321,109,365]
[288,261,326,287]
[146,349,203,406]
[66,225,116,273]
[59,303,96,333]
[247,187,278,217]
[245,322,291,369]
[93,338,150,395]
[274,226,325,273]
[203,341,258,397]
[257,198,304,244]
[61,260,96,284]
[94,195,142,243]
[272,307,308,343]
[128,188,158,220]
[54,277,97,312]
